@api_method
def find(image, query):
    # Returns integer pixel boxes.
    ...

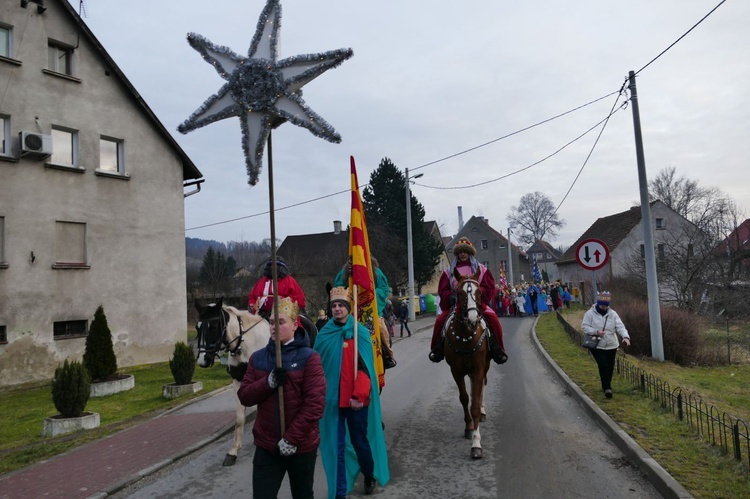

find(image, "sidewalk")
[0,315,436,499]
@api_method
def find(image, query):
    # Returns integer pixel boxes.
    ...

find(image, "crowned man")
[315,287,389,498]
[429,237,508,364]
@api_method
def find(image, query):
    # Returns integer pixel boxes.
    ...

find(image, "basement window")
[53,320,87,339]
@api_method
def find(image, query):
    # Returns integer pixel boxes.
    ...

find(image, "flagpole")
[266,130,285,435]
[353,284,358,380]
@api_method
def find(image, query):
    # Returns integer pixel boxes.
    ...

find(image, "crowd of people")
[235,252,605,498]
[491,280,573,318]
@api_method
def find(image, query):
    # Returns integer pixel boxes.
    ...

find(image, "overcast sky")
[76,0,750,250]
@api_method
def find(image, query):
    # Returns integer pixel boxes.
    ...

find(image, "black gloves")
[267,367,287,389]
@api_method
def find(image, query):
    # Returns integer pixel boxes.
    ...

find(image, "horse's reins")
[446,279,489,355]
[197,309,264,364]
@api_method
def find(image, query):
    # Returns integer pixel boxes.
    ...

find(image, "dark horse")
[443,269,491,459]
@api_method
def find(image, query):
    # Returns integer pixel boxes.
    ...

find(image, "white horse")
[194,299,271,466]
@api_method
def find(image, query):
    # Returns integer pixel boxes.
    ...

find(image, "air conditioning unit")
[19,131,53,160]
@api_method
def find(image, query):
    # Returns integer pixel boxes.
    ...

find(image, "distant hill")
[185,237,227,260]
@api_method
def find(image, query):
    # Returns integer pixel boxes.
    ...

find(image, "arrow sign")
[576,238,609,271]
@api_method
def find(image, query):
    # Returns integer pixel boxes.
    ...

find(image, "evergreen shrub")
[83,305,118,381]
[52,360,91,418]
[169,342,196,385]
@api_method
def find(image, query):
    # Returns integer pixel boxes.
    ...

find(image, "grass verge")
[536,309,750,498]
[0,361,231,476]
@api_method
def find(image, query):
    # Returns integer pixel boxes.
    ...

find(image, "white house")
[0,0,203,388]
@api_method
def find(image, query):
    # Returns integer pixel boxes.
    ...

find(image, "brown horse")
[443,268,491,459]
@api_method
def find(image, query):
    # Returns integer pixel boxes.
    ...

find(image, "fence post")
[733,423,741,461]
[640,373,645,392]
[677,392,683,421]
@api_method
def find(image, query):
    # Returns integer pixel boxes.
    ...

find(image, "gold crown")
[329,286,351,304]
[276,297,299,320]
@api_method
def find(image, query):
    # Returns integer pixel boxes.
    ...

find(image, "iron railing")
[555,311,750,468]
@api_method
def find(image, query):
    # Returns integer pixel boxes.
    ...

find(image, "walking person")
[581,291,631,399]
[315,287,390,498]
[398,301,411,337]
[237,297,326,498]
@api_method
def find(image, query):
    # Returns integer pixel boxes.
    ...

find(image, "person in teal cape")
[334,256,396,369]
[315,286,390,498]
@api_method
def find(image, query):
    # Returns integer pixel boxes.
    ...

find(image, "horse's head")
[455,269,483,329]
[195,298,228,368]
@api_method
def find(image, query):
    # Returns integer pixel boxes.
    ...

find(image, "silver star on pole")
[177,0,353,185]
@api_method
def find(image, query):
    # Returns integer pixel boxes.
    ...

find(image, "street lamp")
[507,227,514,286]
[405,167,423,322]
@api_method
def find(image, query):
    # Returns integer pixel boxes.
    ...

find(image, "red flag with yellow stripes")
[348,156,385,388]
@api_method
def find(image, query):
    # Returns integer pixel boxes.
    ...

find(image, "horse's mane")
[223,305,261,324]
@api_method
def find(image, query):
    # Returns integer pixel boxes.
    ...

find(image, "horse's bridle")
[446,278,488,355]
[196,308,261,367]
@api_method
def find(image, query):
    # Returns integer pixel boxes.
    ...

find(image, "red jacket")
[438,261,497,311]
[338,338,371,407]
[237,329,325,454]
[248,275,306,315]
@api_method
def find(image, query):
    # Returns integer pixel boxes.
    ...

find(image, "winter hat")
[453,237,476,256]
[596,291,611,307]
[329,286,352,312]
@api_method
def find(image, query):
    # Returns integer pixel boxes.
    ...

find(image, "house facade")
[0,0,203,388]
[447,216,529,286]
[525,239,563,282]
[556,201,702,305]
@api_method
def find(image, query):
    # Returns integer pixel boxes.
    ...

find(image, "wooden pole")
[353,284,358,380]
[267,130,284,434]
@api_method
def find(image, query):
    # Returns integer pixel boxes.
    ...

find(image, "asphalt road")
[112,316,660,499]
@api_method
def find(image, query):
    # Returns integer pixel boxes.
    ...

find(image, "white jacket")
[581,305,630,350]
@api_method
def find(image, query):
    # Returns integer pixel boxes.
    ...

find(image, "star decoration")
[177,0,353,185]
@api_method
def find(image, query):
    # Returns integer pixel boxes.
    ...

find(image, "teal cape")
[334,267,390,316]
[314,314,390,498]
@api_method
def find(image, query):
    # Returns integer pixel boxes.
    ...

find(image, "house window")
[655,218,665,230]
[500,260,507,272]
[53,320,87,339]
[482,261,489,267]
[0,216,5,266]
[0,114,9,156]
[54,221,87,267]
[481,239,488,250]
[99,137,124,174]
[48,41,73,75]
[658,244,665,261]
[0,25,10,58]
[50,127,78,166]
[0,325,6,344]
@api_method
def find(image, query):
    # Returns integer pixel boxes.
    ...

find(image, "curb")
[98,385,258,498]
[529,316,693,499]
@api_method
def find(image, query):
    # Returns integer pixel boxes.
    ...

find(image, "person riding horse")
[248,256,306,323]
[429,237,508,365]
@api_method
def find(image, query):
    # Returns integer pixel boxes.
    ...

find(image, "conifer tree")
[83,305,118,381]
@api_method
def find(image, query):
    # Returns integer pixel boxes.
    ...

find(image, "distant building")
[0,0,203,388]
[447,216,528,286]
[525,239,563,282]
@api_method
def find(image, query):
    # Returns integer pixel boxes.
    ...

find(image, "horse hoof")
[464,429,473,439]
[471,447,483,459]
[480,413,486,423]
[222,454,238,466]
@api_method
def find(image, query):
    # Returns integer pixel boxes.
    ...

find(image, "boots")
[429,339,445,363]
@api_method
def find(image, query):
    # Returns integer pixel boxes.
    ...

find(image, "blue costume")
[315,315,390,498]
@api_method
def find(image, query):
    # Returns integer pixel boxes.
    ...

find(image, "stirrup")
[429,350,444,363]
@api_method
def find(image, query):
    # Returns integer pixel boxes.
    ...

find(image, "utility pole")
[629,70,664,361]
[507,228,514,286]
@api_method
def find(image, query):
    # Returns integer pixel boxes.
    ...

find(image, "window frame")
[96,136,129,179]
[0,325,6,344]
[53,320,88,340]
[0,215,6,269]
[655,218,666,230]
[0,114,10,157]
[0,23,11,59]
[47,40,74,76]
[47,125,82,171]
[480,239,488,250]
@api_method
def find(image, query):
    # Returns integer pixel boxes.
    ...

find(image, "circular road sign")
[576,238,610,271]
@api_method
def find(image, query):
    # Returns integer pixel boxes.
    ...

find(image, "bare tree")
[506,192,566,245]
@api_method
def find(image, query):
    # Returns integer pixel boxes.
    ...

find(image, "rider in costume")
[248,256,306,327]
[428,237,508,364]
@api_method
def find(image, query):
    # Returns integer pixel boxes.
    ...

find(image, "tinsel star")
[177,0,353,185]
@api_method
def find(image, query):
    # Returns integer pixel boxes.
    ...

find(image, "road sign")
[576,238,609,271]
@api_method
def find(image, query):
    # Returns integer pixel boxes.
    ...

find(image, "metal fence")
[555,312,750,468]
